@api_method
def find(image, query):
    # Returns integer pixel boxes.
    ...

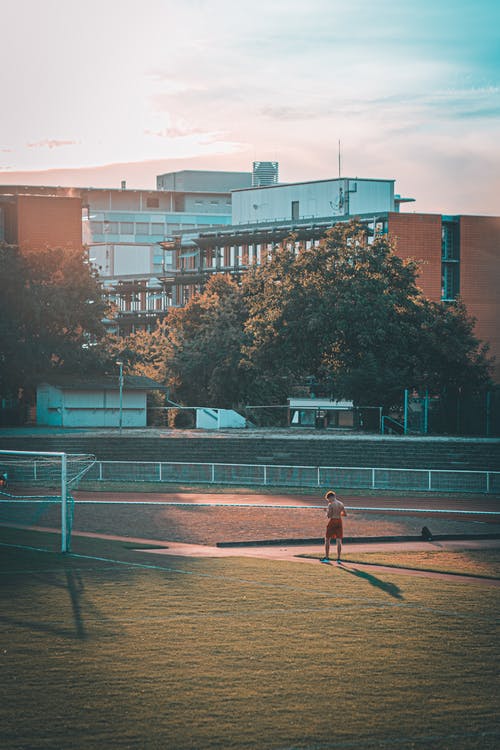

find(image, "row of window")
[90,221,194,236]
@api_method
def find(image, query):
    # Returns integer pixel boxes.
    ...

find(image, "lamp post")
[116,360,124,433]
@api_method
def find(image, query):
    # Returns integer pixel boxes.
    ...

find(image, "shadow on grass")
[66,570,87,639]
[1,569,97,641]
[339,564,404,600]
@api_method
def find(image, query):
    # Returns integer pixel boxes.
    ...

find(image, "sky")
[1,0,499,214]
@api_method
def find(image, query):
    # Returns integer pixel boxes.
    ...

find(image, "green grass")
[1,526,500,750]
[302,548,500,579]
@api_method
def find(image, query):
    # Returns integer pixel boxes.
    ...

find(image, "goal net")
[0,450,96,553]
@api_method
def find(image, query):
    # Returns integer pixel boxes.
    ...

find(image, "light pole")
[116,360,124,433]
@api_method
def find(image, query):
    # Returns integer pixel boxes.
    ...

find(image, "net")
[0,450,96,552]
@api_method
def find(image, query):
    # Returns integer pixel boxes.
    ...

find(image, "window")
[146,197,159,208]
[136,222,150,235]
[120,222,134,234]
[151,223,164,235]
[442,222,459,260]
[291,201,299,220]
[442,264,460,301]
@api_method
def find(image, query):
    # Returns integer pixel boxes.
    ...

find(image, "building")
[2,173,498,382]
[156,169,252,195]
[0,192,83,252]
[172,177,500,382]
[36,375,166,428]
[0,170,253,335]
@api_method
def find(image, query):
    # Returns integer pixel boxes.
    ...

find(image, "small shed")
[288,397,354,429]
[36,375,166,428]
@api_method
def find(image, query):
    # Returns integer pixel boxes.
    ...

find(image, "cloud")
[27,139,78,150]
[145,126,206,139]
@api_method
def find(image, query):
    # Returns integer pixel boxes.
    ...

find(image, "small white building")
[288,397,355,429]
[36,376,165,428]
[231,177,405,225]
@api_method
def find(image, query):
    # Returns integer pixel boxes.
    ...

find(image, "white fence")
[83,461,500,494]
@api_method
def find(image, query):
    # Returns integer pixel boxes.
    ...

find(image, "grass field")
[302,549,500,579]
[1,526,500,750]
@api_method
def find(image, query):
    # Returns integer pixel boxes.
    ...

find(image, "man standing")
[323,490,346,563]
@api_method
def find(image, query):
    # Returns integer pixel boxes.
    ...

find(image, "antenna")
[338,140,341,178]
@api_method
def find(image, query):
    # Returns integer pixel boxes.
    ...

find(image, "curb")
[216,532,500,548]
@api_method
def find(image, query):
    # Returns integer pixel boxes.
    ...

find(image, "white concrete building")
[231,177,407,226]
[36,376,165,428]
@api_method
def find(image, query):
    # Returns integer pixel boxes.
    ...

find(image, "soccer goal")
[0,450,96,553]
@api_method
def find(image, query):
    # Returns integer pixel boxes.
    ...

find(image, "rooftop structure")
[252,161,279,187]
[156,169,252,193]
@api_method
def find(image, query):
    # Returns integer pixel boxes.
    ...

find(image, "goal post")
[0,449,96,553]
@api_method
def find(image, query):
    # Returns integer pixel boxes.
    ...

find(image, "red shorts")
[326,518,343,540]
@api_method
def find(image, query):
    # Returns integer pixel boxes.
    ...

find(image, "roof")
[39,375,167,391]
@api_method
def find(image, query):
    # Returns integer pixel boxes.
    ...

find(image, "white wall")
[196,408,246,429]
[36,384,62,426]
[232,179,395,225]
[36,385,147,428]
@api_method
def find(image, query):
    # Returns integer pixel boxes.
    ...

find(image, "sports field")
[1,523,499,750]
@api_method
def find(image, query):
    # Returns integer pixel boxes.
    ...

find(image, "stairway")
[0,434,499,471]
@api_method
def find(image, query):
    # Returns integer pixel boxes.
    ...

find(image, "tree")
[241,222,492,408]
[108,221,492,416]
[162,275,252,407]
[0,243,109,399]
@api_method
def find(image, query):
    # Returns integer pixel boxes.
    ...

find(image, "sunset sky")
[1,0,499,214]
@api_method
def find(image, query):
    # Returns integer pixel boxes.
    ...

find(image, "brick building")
[0,192,83,252]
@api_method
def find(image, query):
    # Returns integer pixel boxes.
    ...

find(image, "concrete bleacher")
[0,430,499,471]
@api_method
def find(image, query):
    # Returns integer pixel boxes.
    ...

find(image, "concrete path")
[131,535,500,586]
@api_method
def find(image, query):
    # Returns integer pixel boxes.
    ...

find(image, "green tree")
[0,243,109,398]
[163,275,252,407]
[242,222,492,408]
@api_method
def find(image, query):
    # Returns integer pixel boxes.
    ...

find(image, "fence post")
[264,465,267,486]
[211,464,215,484]
[61,453,68,553]
[372,468,376,489]
[317,467,320,487]
[486,392,491,437]
[428,470,432,491]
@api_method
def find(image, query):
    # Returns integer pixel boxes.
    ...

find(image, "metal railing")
[82,461,500,494]
[381,416,405,435]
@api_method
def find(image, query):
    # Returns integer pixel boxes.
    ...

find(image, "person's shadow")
[339,564,404,600]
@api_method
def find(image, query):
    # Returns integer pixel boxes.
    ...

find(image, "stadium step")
[0,434,499,471]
